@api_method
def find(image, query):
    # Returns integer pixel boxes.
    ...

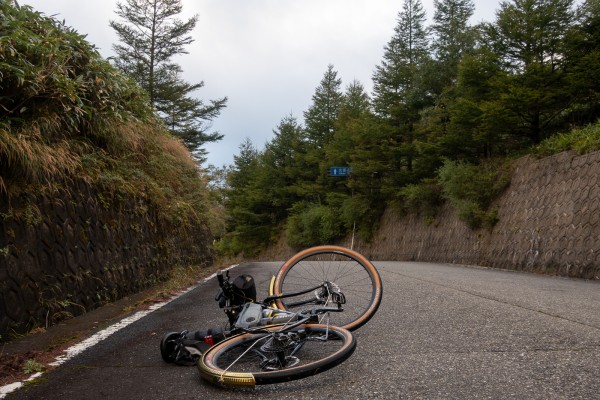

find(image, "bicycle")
[160,245,382,388]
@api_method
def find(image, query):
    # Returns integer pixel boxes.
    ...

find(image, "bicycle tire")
[198,324,355,388]
[273,245,382,331]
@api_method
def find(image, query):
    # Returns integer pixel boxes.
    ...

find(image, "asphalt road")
[6,261,600,399]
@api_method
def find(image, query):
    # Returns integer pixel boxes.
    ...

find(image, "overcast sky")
[21,0,501,167]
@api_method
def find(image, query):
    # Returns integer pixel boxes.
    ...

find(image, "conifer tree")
[372,0,430,183]
[298,65,344,202]
[564,0,600,123]
[417,0,476,168]
[325,80,372,189]
[431,0,476,90]
[487,0,576,143]
[110,0,227,160]
[222,138,272,255]
[262,115,306,220]
[303,64,344,147]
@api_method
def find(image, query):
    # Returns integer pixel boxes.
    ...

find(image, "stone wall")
[358,150,600,280]
[0,180,213,339]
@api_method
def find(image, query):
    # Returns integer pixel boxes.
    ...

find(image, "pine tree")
[431,0,476,90]
[564,0,600,123]
[325,80,372,187]
[222,138,273,255]
[303,64,344,147]
[296,65,344,203]
[262,115,306,219]
[372,0,430,183]
[488,0,576,143]
[110,0,226,160]
[418,0,476,171]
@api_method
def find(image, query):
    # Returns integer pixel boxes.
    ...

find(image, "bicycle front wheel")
[198,324,355,388]
[273,245,382,331]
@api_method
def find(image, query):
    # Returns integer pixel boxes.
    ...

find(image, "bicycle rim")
[198,324,355,388]
[273,245,382,331]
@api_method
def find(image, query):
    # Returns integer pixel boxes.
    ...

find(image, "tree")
[416,0,477,172]
[110,0,226,160]
[325,80,372,194]
[303,64,344,147]
[372,0,430,184]
[487,0,576,143]
[221,138,274,255]
[431,0,476,90]
[564,0,600,124]
[156,66,225,160]
[326,80,372,168]
[297,65,345,203]
[262,115,306,220]
[446,47,516,158]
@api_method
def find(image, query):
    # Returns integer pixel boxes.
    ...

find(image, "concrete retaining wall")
[0,180,213,339]
[359,151,600,280]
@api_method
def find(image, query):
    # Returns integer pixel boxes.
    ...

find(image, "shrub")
[0,3,152,134]
[534,122,600,157]
[0,2,214,239]
[437,159,509,229]
[286,202,343,249]
[398,180,444,221]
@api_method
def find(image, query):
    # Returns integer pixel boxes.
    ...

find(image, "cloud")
[22,0,501,167]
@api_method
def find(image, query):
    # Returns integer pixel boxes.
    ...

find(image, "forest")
[215,0,600,256]
[2,0,600,259]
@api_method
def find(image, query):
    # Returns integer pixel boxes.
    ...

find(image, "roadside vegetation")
[534,123,600,157]
[0,2,215,231]
[215,0,600,257]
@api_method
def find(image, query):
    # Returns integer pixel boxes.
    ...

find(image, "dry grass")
[0,122,82,184]
[156,133,197,170]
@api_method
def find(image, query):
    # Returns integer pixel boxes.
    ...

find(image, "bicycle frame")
[217,270,345,336]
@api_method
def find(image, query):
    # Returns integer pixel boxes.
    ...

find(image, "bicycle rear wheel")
[198,324,355,388]
[273,245,382,331]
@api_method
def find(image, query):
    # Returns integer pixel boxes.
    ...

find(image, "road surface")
[6,261,600,399]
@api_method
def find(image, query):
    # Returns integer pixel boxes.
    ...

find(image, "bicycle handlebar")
[217,270,224,287]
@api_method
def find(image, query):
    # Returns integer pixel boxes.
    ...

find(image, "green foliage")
[286,202,343,249]
[0,1,212,236]
[372,0,432,185]
[430,0,476,92]
[398,180,444,221]
[304,64,343,146]
[23,359,45,375]
[0,2,152,133]
[482,0,576,143]
[338,193,384,241]
[110,0,227,159]
[216,138,277,257]
[534,122,600,156]
[218,0,600,252]
[438,159,510,228]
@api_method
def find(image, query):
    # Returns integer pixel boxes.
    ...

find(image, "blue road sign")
[330,166,351,177]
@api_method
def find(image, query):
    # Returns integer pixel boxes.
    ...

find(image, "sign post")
[328,166,354,249]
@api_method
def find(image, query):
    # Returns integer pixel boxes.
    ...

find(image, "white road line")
[0,265,238,399]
